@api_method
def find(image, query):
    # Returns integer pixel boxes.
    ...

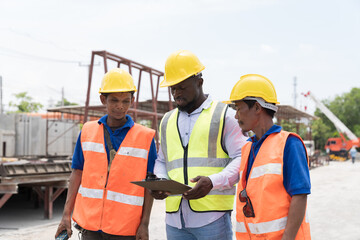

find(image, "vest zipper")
[183,145,188,185]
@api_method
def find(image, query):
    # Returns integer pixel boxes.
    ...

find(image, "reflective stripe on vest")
[107,190,144,206]
[236,211,310,235]
[118,146,148,159]
[235,221,247,233]
[160,101,235,212]
[235,131,311,239]
[166,157,231,172]
[161,101,227,161]
[78,185,104,199]
[82,142,105,153]
[72,121,155,236]
[239,163,282,180]
[250,163,282,179]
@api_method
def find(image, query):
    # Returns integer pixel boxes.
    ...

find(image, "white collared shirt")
[154,95,248,229]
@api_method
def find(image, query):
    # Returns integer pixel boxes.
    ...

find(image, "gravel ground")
[1,159,359,240]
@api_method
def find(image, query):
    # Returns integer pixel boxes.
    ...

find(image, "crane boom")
[305,91,358,141]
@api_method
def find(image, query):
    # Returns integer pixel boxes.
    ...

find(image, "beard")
[176,98,197,113]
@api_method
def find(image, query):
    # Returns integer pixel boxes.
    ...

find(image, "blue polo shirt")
[245,125,311,196]
[72,114,157,173]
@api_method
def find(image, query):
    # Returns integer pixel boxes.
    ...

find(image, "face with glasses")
[239,189,255,218]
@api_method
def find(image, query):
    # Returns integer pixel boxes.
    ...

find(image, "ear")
[100,94,107,105]
[131,96,135,105]
[198,78,204,87]
[254,102,262,114]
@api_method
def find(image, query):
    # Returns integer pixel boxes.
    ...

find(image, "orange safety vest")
[72,121,155,236]
[235,130,311,240]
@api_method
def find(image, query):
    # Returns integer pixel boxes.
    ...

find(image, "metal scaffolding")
[83,51,174,144]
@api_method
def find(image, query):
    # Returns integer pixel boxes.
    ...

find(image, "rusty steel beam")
[168,88,173,110]
[84,52,95,122]
[134,69,143,122]
[155,75,160,101]
[103,52,108,73]
[33,184,66,219]
[0,193,13,208]
[128,61,132,75]
[0,184,17,194]
[83,50,172,143]
[149,70,159,144]
[94,51,163,76]
[44,186,53,219]
[33,186,44,200]
[0,173,70,184]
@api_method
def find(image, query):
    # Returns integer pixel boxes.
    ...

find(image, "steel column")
[0,193,12,208]
[44,186,53,219]
[134,70,143,122]
[84,52,95,123]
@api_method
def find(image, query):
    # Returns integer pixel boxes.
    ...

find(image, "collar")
[98,114,134,130]
[248,124,282,143]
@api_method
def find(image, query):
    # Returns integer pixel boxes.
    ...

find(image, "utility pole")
[61,87,65,106]
[293,76,297,109]
[0,76,3,114]
[61,87,65,120]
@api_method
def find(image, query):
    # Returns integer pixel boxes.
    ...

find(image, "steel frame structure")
[84,51,173,144]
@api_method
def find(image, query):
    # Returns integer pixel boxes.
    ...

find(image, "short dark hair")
[243,100,275,118]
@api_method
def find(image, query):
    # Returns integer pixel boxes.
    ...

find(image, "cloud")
[260,44,276,53]
[298,43,315,55]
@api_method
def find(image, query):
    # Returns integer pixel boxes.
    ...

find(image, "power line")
[0,46,84,64]
[6,27,89,59]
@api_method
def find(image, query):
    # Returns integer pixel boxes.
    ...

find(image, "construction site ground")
[0,159,359,240]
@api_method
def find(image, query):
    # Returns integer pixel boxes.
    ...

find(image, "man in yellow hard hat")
[55,68,157,240]
[151,50,247,239]
[230,74,311,240]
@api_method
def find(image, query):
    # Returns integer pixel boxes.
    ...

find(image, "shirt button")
[186,133,188,135]
[188,115,190,117]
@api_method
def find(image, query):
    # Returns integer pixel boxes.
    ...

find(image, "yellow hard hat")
[160,50,205,88]
[229,74,279,104]
[99,68,137,93]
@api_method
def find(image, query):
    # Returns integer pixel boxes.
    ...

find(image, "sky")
[0,0,359,115]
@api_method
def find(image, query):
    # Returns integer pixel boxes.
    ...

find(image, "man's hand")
[183,176,213,200]
[136,222,149,240]
[150,190,170,200]
[55,215,72,238]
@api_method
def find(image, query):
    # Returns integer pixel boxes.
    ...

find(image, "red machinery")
[304,91,360,160]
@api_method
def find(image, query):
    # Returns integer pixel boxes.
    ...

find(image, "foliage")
[55,98,78,107]
[278,120,308,140]
[312,87,360,149]
[311,118,332,150]
[8,92,43,113]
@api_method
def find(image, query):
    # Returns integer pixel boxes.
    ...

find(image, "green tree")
[278,120,308,140]
[314,88,360,137]
[311,118,332,151]
[55,98,78,107]
[8,92,43,113]
[312,87,360,150]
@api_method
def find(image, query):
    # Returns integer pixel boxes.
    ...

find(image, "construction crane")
[303,91,360,160]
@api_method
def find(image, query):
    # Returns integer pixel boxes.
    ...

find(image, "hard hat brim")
[160,67,205,88]
[99,88,137,93]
